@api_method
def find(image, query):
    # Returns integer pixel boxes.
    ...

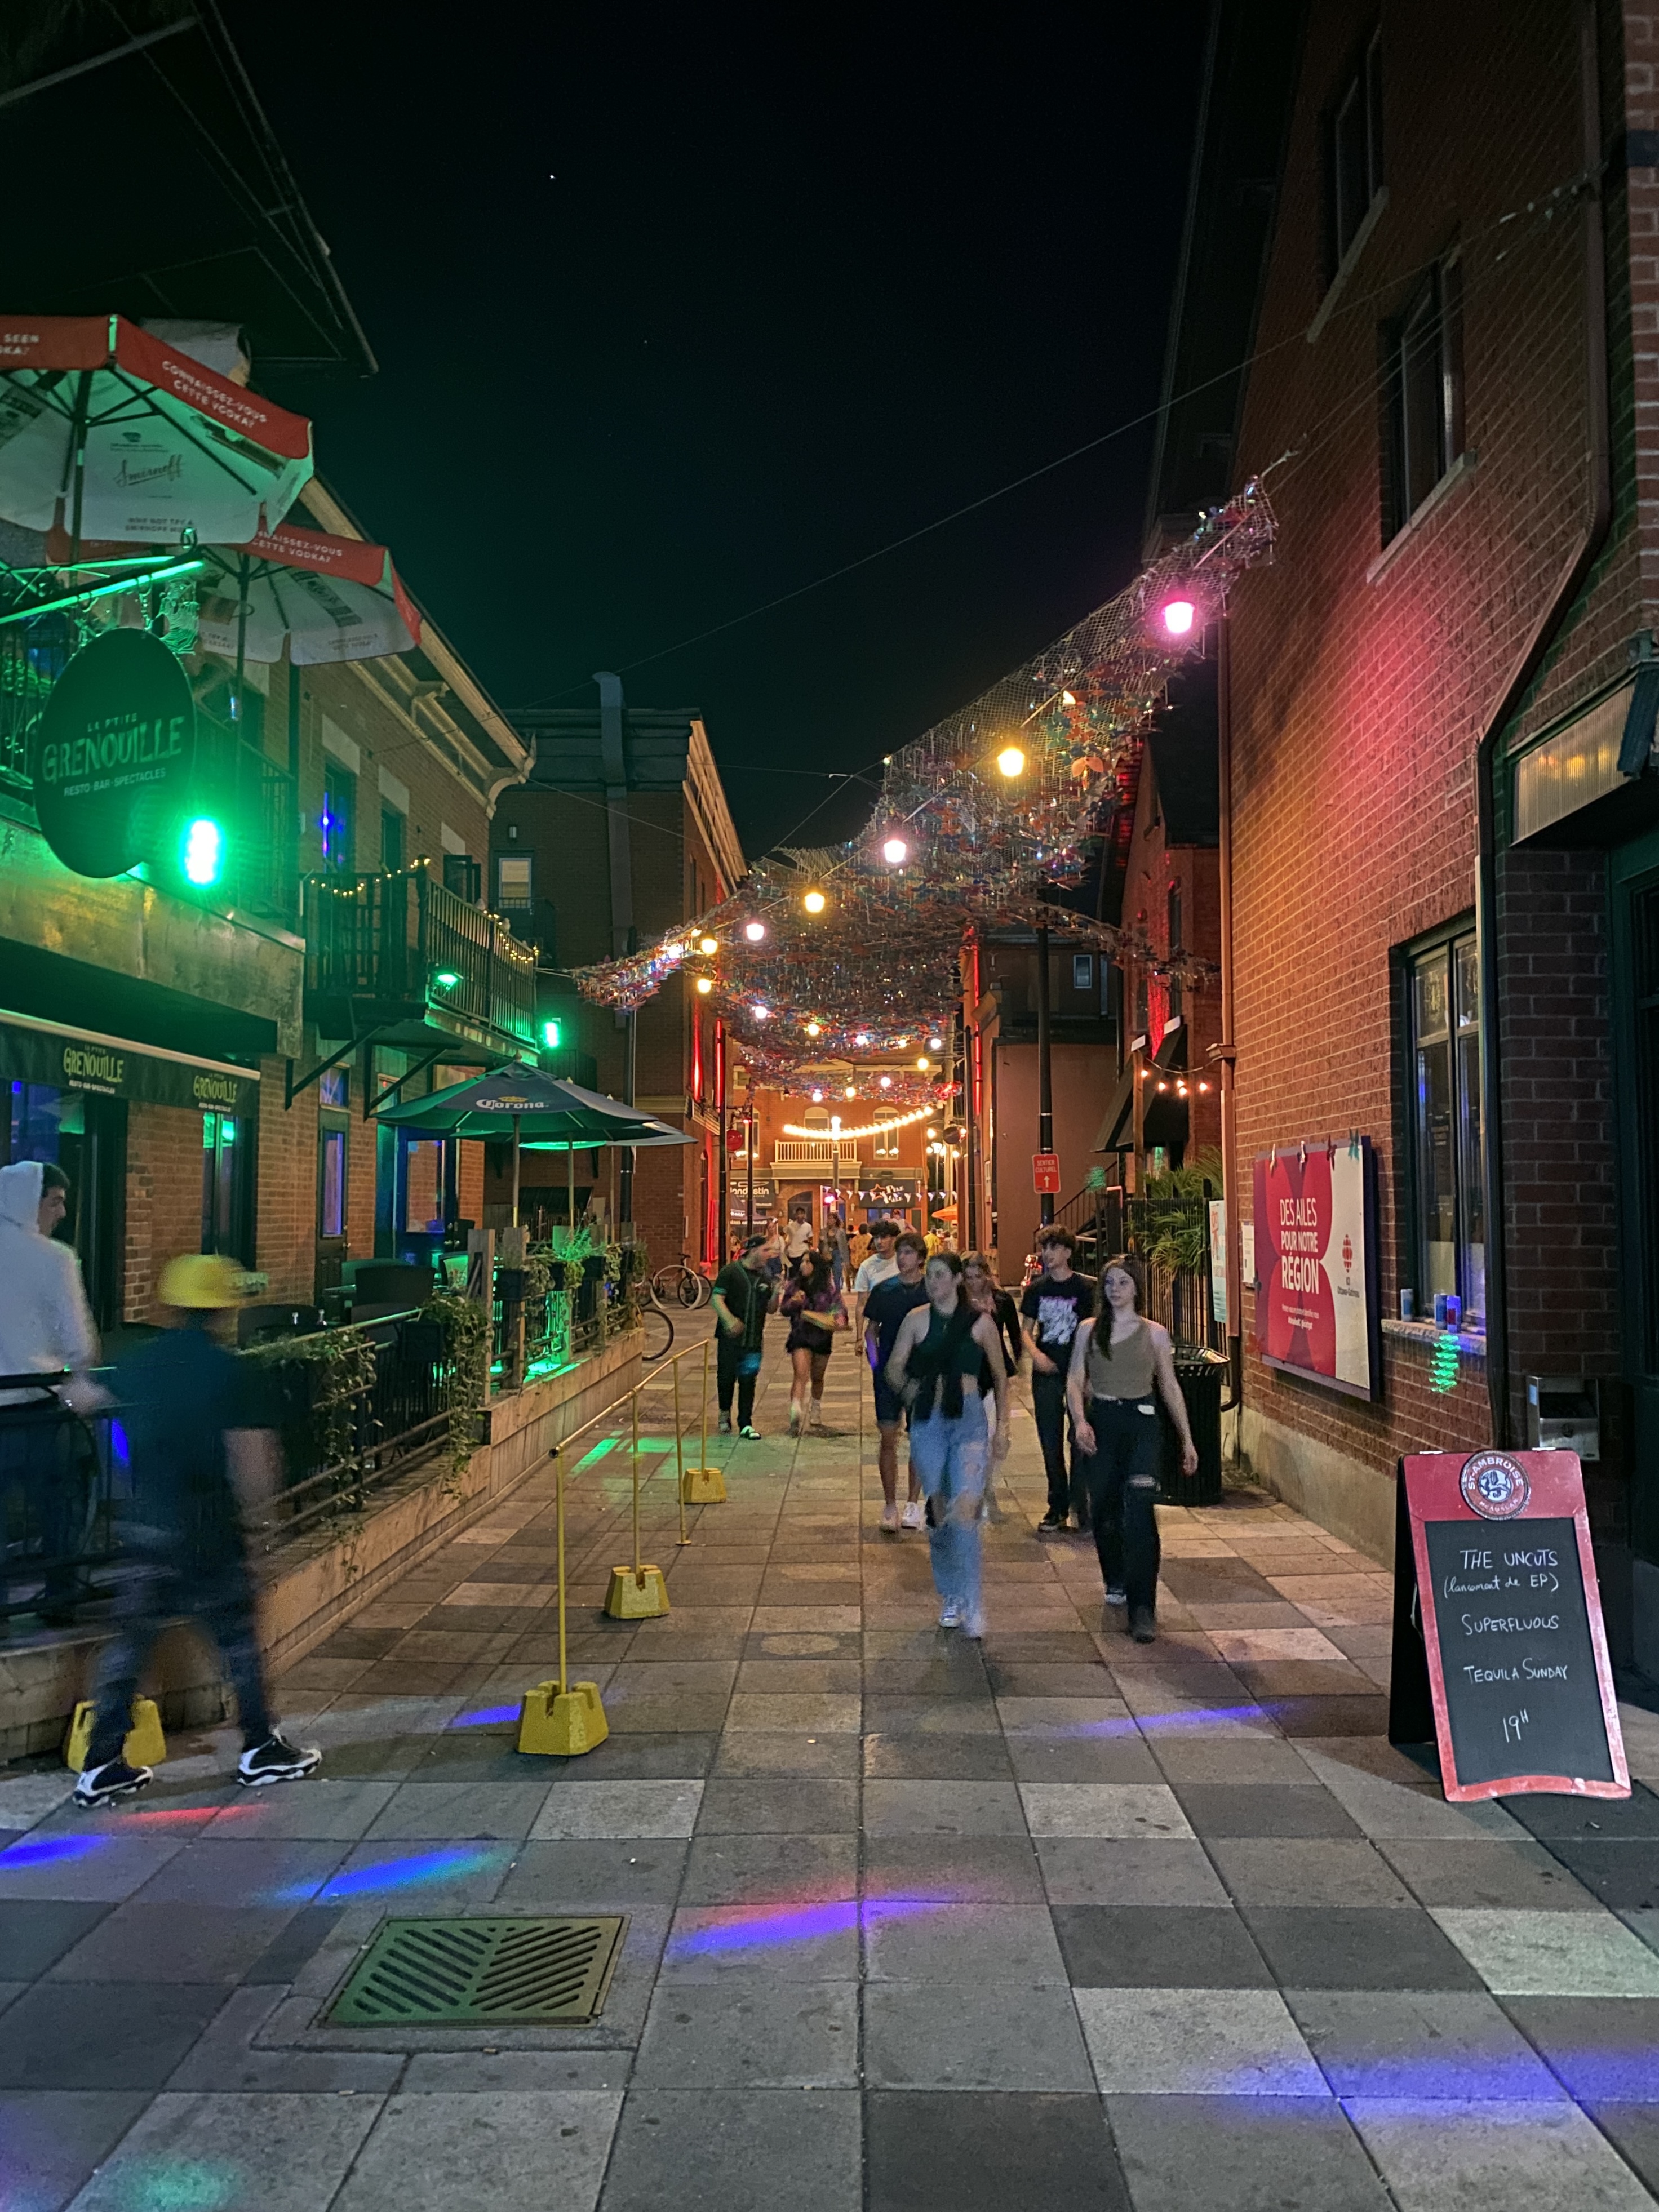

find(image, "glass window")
[496,855,533,910]
[380,804,405,872]
[1072,954,1094,992]
[318,1126,347,1239]
[399,1134,446,1236]
[318,1065,349,1111]
[1407,930,1484,1326]
[1386,261,1462,538]
[201,1111,245,1259]
[1329,29,1383,269]
[321,765,356,872]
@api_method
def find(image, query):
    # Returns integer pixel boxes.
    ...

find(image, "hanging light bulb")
[699,935,718,955]
[928,1036,942,1050]
[810,1087,824,1102]
[845,1085,856,1098]
[879,1075,892,1090]
[996,745,1025,778]
[881,836,907,865]
[916,1056,929,1071]
[803,889,827,914]
[744,920,766,943]
[854,1032,870,1047]
[753,1004,770,1021]
[1159,598,1197,639]
[696,976,713,995]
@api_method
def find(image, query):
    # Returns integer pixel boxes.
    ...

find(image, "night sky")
[241,7,1210,855]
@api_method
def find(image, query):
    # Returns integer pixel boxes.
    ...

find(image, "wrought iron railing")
[303,862,536,1048]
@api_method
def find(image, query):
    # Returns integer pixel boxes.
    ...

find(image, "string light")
[881,837,908,865]
[916,1056,929,1071]
[803,890,827,914]
[855,1033,870,1047]
[928,1036,942,1049]
[744,920,766,943]
[700,935,718,955]
[696,976,713,994]
[805,1021,821,1037]
[783,1103,932,1142]
[996,746,1025,778]
[753,1003,770,1020]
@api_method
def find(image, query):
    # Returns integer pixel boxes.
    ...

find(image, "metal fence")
[0,1375,122,1628]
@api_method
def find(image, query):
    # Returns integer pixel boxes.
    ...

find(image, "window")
[318,1064,349,1110]
[1328,29,1383,272]
[380,804,405,872]
[874,1116,902,1158]
[318,1126,347,1240]
[442,852,481,904]
[201,1111,247,1260]
[320,765,356,872]
[1405,929,1485,1326]
[1167,886,1184,1019]
[1384,261,1463,539]
[1072,954,1094,992]
[496,854,533,910]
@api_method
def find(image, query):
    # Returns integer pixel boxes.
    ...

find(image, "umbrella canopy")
[0,316,312,547]
[194,523,419,666]
[374,1067,688,1145]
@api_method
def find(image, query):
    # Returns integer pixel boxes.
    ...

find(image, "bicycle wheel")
[651,1267,680,1308]
[676,1266,703,1309]
[641,1304,673,1362]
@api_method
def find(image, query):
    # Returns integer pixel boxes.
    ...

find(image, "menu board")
[1390,1449,1628,1804]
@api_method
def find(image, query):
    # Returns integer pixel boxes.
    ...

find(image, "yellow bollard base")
[64,1697,166,1773]
[680,1465,728,1503]
[517,1678,610,1757]
[604,1563,671,1618]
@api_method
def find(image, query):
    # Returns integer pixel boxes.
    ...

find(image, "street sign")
[1389,1448,1627,1803]
[1032,1152,1060,1193]
[33,628,196,877]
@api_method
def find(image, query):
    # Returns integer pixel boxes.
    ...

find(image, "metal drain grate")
[325,1916,627,2027]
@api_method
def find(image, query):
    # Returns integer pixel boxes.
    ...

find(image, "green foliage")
[244,1321,376,1478]
[1139,1148,1225,1202]
[419,1291,489,1473]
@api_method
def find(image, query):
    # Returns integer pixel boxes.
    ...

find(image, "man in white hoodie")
[0,1159,101,1621]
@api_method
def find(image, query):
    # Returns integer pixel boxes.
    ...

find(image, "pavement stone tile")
[1076,1986,1326,2095]
[658,1903,862,1982]
[48,1903,301,1985]
[595,2087,861,2212]
[1036,1837,1231,1907]
[0,1980,227,2089]
[494,1838,690,1910]
[330,2090,622,2211]
[1206,1837,1417,1909]
[0,1829,192,1903]
[1505,1783,1659,1842]
[733,1660,864,1695]
[711,1733,862,1777]
[65,2087,385,2211]
[1296,1755,1526,1840]
[0,2089,151,2210]
[1379,1838,1605,1911]
[364,1780,553,1841]
[995,1696,1133,1734]
[1105,2090,1399,2210]
[530,1780,704,1839]
[1149,1737,1320,1784]
[200,1779,399,1840]
[633,1978,858,2086]
[864,1900,1067,1984]
[130,1839,353,1908]
[1345,2094,1655,2211]
[1545,1841,1659,1911]
[866,1657,996,1698]
[1019,1782,1194,1840]
[724,1693,862,1733]
[860,1733,1014,1780]
[1244,1907,1487,1992]
[0,1899,109,1979]
[1500,1995,1659,2100]
[861,1780,1027,1836]
[862,1696,1003,1735]
[0,1772,76,1831]
[694,1779,858,1833]
[864,1834,1045,1904]
[1431,1907,1659,1996]
[1270,1696,1392,1739]
[1053,1904,1272,1987]
[242,1908,349,1986]
[680,1832,857,1906]
[864,2089,1131,2212]
[1584,2104,1659,2196]
[1172,1783,1361,1838]
[305,1837,514,1908]
[863,1980,1095,2089]
[1287,1989,1569,2099]
[538,1730,721,1779]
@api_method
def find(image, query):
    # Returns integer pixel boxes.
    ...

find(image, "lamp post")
[1036,923,1054,1228]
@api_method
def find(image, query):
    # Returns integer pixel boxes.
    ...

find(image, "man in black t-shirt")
[712,1234,777,1436]
[75,1254,322,1807]
[863,1230,931,1533]
[1020,1228,1096,1532]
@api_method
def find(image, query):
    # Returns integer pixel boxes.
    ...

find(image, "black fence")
[0,1375,122,1628]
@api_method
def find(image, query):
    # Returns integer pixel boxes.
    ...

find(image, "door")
[1610,830,1659,1569]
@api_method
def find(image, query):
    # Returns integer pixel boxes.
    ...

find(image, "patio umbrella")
[0,316,312,549]
[374,1066,689,1225]
[193,523,419,666]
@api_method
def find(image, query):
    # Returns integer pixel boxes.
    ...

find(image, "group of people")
[710,1205,1198,1647]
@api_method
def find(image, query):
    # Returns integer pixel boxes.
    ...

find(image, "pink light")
[881,837,908,865]
[1161,598,1197,638]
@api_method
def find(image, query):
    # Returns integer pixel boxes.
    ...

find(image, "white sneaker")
[901,1499,925,1531]
[1104,1585,1127,1607]
[880,1504,899,1533]
[962,1607,986,1641]
[788,1406,801,1436]
[939,1602,962,1629]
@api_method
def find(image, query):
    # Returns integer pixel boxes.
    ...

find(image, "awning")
[0,1006,259,1113]
[1093,1021,1187,1153]
[0,315,312,545]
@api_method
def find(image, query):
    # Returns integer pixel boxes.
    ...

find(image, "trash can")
[1160,1346,1228,1506]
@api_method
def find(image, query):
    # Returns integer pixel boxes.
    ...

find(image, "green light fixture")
[542,1019,561,1050]
[181,817,223,886]
[434,970,462,989]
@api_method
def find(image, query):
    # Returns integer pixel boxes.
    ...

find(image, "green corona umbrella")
[374,1067,690,1225]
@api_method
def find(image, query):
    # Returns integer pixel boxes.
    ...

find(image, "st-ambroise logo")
[1460,1451,1532,1520]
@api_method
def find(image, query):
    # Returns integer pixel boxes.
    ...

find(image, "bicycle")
[640,1303,674,1362]
[651,1257,711,1310]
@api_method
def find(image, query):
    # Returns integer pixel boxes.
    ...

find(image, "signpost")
[32,629,197,878]
[1032,1151,1060,1194]
[1389,1447,1628,1803]
[1252,1136,1379,1400]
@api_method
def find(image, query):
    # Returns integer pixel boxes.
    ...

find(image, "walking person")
[824,1209,851,1294]
[964,1252,1021,1525]
[863,1229,930,1533]
[1021,1228,1095,1534]
[1066,1254,1197,1645]
[74,1254,321,1805]
[711,1234,775,1438]
[783,1202,815,1268]
[852,1218,901,1310]
[782,1246,846,1433]
[0,1161,104,1624]
[885,1252,1010,1640]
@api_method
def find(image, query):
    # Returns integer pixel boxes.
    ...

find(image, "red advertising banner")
[1394,1449,1627,1803]
[1252,1136,1378,1400]
[1032,1152,1060,1193]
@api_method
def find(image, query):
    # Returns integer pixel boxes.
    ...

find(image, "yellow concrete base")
[517,1678,610,1756]
[604,1563,671,1618]
[63,1697,166,1772]
[680,1465,728,1503]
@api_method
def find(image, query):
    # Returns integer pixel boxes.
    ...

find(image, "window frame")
[320,765,357,873]
[495,852,534,912]
[1396,917,1486,1330]
[1382,256,1465,543]
[380,802,406,872]
[1325,26,1385,278]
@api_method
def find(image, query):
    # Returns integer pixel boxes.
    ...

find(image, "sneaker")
[1037,1512,1067,1533]
[237,1734,322,1788]
[880,1503,899,1533]
[739,1424,761,1440]
[808,1400,822,1428]
[901,1499,925,1531]
[1104,1585,1127,1607]
[788,1406,801,1436]
[717,1413,732,1435]
[961,1607,987,1641]
[1128,1607,1157,1645]
[74,1756,152,1808]
[939,1601,963,1629]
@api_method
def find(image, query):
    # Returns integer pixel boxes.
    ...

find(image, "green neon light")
[542,1019,561,1049]
[0,557,207,627]
[434,970,462,989]
[1431,1329,1460,1394]
[182,817,223,886]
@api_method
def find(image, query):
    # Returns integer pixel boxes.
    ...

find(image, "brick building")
[501,685,746,1273]
[1154,0,1659,1664]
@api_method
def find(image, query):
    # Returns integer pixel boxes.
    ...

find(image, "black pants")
[1032,1367,1088,1523]
[1081,1396,1162,1614]
[717,1335,758,1427]
[86,1549,272,1767]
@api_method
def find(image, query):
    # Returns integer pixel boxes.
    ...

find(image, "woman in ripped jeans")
[1066,1254,1197,1646]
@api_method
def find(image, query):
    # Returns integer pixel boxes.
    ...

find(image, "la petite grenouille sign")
[32,629,196,877]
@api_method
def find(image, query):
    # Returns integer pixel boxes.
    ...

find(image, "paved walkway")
[5,1331,1659,2209]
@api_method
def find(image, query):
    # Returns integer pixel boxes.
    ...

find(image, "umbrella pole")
[512,1113,522,1227]
[567,1146,575,1235]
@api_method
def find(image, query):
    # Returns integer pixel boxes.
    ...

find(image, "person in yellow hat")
[74,1252,321,1807]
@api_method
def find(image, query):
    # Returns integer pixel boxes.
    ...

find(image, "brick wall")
[124,1103,202,1322]
[253,1054,315,1303]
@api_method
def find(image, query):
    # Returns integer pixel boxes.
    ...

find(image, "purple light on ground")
[0,1831,105,1867]
[274,1846,502,1904]
[449,1704,520,1728]
[668,1894,946,1958]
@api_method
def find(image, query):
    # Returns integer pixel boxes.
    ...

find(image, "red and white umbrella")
[195,524,420,665]
[0,314,312,548]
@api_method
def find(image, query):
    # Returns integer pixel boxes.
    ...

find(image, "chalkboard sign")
[1390,1450,1628,1804]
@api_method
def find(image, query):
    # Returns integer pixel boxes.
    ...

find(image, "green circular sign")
[32,629,197,878]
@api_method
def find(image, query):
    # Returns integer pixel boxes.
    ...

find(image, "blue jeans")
[910,1393,990,1617]
[86,1548,272,1766]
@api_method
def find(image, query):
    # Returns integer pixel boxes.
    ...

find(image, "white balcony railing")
[772,1140,866,1174]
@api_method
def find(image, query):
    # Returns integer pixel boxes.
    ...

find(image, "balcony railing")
[303,861,537,1051]
[772,1140,867,1173]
